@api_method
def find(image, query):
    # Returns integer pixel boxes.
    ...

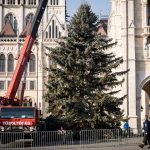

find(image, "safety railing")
[79,128,143,148]
[0,130,73,149]
[0,129,143,149]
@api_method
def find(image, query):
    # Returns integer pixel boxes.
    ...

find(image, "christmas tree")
[44,3,127,129]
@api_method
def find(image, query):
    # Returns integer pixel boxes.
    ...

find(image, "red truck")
[0,0,48,135]
[0,106,39,132]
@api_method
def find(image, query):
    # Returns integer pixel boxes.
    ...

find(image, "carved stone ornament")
[141,0,147,5]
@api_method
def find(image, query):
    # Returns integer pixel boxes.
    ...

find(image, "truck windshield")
[0,108,35,119]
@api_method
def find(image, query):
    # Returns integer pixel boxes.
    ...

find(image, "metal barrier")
[79,128,143,148]
[0,130,73,149]
[80,129,120,147]
[0,129,143,149]
[119,128,143,145]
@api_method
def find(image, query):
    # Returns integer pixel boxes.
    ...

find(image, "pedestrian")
[123,121,129,137]
[139,115,150,148]
[58,126,66,144]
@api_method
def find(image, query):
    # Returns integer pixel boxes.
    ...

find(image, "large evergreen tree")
[44,3,127,129]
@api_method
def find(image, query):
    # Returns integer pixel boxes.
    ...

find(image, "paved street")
[71,144,150,150]
[0,138,144,150]
[0,144,146,150]
[98,145,145,150]
[37,144,150,150]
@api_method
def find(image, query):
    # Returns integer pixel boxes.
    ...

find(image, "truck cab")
[0,106,39,132]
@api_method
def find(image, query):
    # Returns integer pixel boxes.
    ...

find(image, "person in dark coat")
[139,115,150,148]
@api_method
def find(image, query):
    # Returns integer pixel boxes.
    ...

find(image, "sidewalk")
[98,144,144,150]
[76,144,148,150]
[0,144,144,150]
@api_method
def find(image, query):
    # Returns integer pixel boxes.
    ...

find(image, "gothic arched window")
[59,31,61,38]
[7,0,15,4]
[26,13,34,25]
[2,0,5,4]
[50,0,58,5]
[50,0,52,5]
[5,13,13,25]
[29,54,36,72]
[5,13,17,33]
[8,54,14,72]
[55,25,58,38]
[49,26,51,38]
[45,20,61,39]
[0,54,5,72]
[13,17,17,34]
[28,0,36,5]
[148,0,150,26]
[18,0,20,4]
[52,20,54,38]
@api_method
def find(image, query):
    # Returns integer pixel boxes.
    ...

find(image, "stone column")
[36,0,38,5]
[121,0,129,118]
[127,0,137,128]
[36,38,44,114]
[0,5,2,31]
[142,1,147,27]
[19,4,23,35]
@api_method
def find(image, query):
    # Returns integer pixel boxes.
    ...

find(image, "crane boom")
[5,0,48,100]
[0,0,48,135]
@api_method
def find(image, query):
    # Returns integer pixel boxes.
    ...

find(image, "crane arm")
[5,0,48,100]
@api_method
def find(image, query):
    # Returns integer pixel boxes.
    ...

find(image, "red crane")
[0,0,48,133]
[0,0,48,105]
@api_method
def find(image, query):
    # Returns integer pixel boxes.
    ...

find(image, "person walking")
[139,115,150,148]
[123,121,129,137]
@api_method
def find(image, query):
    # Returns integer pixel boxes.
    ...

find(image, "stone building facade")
[108,0,150,128]
[97,19,108,36]
[0,0,67,116]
